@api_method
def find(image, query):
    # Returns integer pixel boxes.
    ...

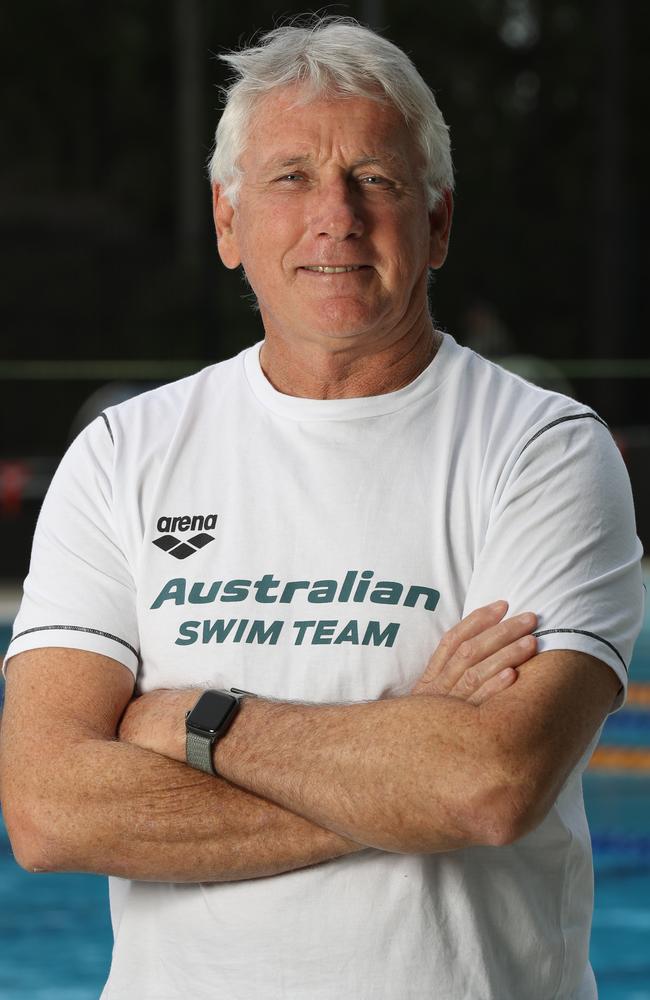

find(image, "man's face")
[214,86,451,354]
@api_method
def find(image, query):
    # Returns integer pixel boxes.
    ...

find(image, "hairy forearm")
[212,648,605,854]
[115,607,541,855]
[6,737,363,881]
[214,694,503,853]
[5,610,540,879]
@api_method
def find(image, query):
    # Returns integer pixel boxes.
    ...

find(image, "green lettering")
[254,574,280,603]
[403,586,440,612]
[151,578,186,609]
[362,621,400,647]
[175,620,199,645]
[293,620,316,645]
[353,571,374,602]
[333,620,359,644]
[203,619,237,642]
[246,620,283,644]
[188,581,221,604]
[313,620,337,643]
[338,571,357,602]
[233,619,249,641]
[221,579,252,602]
[369,581,403,605]
[308,581,338,603]
[280,580,310,603]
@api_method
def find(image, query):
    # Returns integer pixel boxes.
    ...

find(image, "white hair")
[208,16,454,209]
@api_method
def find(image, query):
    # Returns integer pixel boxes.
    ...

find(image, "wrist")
[211,694,260,780]
[213,698,326,793]
[119,688,199,761]
[213,696,300,785]
[183,688,265,777]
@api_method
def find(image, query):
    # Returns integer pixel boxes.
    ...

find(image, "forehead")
[241,86,419,172]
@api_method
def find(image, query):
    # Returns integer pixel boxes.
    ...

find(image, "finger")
[450,633,537,700]
[415,601,509,697]
[437,601,510,656]
[440,613,537,694]
[466,667,518,706]
[422,601,509,684]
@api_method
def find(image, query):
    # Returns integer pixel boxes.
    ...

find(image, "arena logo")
[153,513,218,560]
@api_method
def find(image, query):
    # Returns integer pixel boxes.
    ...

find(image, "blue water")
[1,623,650,999]
[0,842,111,999]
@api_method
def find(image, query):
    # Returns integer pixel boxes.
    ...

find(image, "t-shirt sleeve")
[4,414,139,676]
[462,414,644,709]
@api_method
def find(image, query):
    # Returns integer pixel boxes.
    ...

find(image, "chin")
[306,302,384,339]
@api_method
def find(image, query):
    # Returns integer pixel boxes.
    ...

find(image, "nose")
[310,177,364,242]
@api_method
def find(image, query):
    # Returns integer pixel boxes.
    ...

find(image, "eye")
[275,173,305,183]
[358,174,391,188]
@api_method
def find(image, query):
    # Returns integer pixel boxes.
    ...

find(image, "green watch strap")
[186,729,216,775]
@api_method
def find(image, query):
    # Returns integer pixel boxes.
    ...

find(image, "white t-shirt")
[7,334,644,999]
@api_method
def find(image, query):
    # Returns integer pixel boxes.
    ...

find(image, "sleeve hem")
[534,630,627,712]
[3,626,139,678]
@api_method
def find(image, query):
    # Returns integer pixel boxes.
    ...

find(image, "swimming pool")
[1,617,649,1000]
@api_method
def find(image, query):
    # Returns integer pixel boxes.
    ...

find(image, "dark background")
[1,13,649,997]
[1,0,649,572]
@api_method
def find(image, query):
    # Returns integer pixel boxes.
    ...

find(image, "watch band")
[185,688,256,777]
[186,728,217,775]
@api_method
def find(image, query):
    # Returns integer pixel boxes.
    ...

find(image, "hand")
[411,601,537,704]
[118,687,198,762]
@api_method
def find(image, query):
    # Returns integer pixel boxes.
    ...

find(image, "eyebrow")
[261,153,408,173]
[262,156,311,173]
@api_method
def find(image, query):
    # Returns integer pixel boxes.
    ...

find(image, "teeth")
[303,265,363,273]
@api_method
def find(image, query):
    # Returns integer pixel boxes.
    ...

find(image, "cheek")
[377,204,429,253]
[402,217,432,274]
[385,230,429,282]
[238,204,300,273]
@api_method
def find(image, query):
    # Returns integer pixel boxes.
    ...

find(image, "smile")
[301,265,367,273]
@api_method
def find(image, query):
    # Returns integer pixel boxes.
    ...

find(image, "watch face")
[187,690,237,735]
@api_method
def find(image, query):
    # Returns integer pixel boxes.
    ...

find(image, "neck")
[258,322,442,400]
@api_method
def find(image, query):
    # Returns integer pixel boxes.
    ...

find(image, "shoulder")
[99,351,246,446]
[47,349,253,514]
[441,337,612,463]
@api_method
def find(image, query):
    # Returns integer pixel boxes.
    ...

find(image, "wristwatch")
[185,689,245,775]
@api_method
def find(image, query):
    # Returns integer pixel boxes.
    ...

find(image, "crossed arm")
[0,602,618,881]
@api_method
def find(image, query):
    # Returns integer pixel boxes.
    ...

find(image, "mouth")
[299,265,371,274]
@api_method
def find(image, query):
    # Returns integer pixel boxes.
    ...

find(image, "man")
[0,16,643,1000]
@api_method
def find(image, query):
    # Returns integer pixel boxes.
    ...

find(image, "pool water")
[1,624,650,999]
[0,852,111,999]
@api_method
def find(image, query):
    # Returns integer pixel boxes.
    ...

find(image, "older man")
[1,16,643,1000]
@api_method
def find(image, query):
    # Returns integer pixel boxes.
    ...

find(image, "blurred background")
[1,1,649,998]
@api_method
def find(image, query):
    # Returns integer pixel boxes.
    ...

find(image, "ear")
[428,189,454,270]
[212,183,241,270]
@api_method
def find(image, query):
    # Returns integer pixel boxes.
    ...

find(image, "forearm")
[6,737,363,881]
[214,694,502,853]
[114,608,539,855]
